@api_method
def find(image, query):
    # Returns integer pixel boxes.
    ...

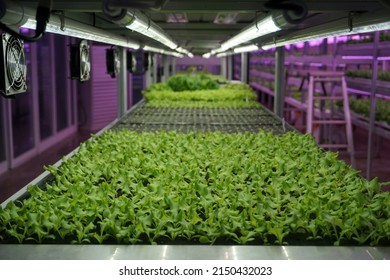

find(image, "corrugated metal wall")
[78,45,118,132]
[90,46,118,131]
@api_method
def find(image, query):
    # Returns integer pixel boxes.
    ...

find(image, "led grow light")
[233,44,259,53]
[176,46,194,57]
[262,15,390,50]
[124,12,178,49]
[22,18,140,49]
[216,51,232,58]
[103,7,185,51]
[143,45,184,58]
[218,15,281,52]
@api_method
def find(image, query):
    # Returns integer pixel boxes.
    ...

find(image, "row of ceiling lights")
[2,0,390,59]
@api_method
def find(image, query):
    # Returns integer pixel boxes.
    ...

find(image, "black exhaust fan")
[0,33,27,97]
[127,50,150,74]
[127,50,137,74]
[70,39,90,82]
[106,47,120,78]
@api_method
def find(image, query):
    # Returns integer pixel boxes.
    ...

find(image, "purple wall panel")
[89,46,118,131]
[175,56,221,74]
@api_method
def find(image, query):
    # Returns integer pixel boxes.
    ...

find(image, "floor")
[340,127,390,191]
[0,130,91,204]
[0,125,389,204]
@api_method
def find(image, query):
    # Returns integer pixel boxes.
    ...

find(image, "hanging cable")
[0,0,52,42]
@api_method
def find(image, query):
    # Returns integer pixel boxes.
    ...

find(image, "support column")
[145,53,153,88]
[227,55,233,81]
[172,57,176,75]
[367,31,380,179]
[274,46,285,118]
[117,47,127,118]
[153,53,158,84]
[241,52,248,83]
[221,57,227,79]
[162,55,170,82]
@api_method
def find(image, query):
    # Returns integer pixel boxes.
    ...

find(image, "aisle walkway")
[0,131,91,203]
[339,128,390,191]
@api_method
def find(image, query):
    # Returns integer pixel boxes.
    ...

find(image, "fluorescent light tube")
[175,46,194,57]
[233,44,259,53]
[143,45,184,57]
[262,14,390,50]
[126,13,177,49]
[104,8,179,50]
[220,16,281,51]
[22,17,140,49]
[202,52,211,58]
[216,51,232,58]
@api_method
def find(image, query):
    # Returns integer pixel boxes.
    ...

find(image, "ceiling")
[18,0,390,55]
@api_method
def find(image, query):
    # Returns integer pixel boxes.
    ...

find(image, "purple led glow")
[342,55,373,60]
[19,27,30,34]
[309,39,322,47]
[342,56,390,61]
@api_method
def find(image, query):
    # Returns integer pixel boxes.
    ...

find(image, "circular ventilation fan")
[79,40,90,81]
[106,47,120,78]
[1,33,27,96]
[70,39,90,82]
[127,50,149,75]
[126,50,137,73]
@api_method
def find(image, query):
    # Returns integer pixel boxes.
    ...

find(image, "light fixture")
[21,17,140,49]
[103,5,183,51]
[1,3,140,49]
[202,52,211,59]
[262,11,390,50]
[233,44,259,53]
[175,46,194,57]
[211,4,308,55]
[143,45,184,58]
[220,16,281,52]
[216,51,233,58]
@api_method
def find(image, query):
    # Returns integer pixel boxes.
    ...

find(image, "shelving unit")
[248,33,390,181]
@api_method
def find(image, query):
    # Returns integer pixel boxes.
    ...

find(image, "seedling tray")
[113,104,294,134]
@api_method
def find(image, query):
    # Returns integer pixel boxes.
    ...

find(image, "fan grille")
[79,43,90,81]
[5,35,26,92]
